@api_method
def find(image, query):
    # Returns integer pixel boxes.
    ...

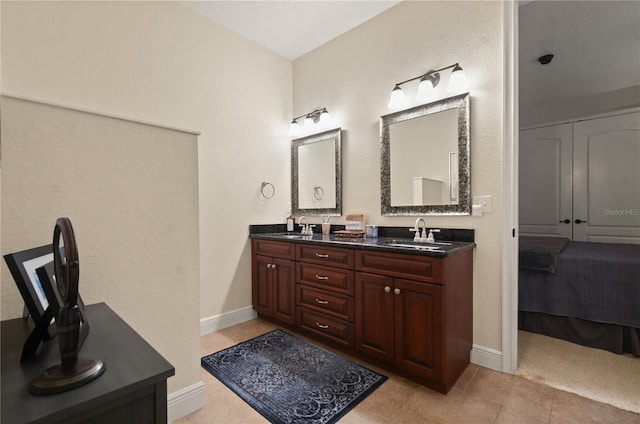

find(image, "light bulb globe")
[319,109,331,127]
[288,120,300,136]
[447,65,470,93]
[416,77,436,102]
[303,116,315,128]
[388,86,406,109]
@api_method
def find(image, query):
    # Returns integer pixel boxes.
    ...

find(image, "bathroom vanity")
[250,230,474,394]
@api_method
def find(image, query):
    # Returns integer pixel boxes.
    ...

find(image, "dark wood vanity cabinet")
[355,269,444,383]
[355,249,472,393]
[252,240,296,325]
[251,237,473,394]
[295,244,355,348]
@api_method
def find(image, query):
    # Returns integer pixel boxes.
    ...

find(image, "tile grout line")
[548,388,557,424]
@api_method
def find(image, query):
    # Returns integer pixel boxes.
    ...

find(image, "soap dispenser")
[286,215,295,232]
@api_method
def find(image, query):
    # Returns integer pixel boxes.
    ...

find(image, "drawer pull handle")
[315,275,329,280]
[316,322,329,329]
[384,286,391,293]
[315,299,329,305]
[315,253,329,258]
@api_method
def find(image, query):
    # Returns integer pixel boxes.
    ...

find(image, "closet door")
[573,111,640,244]
[519,123,573,238]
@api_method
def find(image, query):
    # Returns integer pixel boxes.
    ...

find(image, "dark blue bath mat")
[201,329,387,424]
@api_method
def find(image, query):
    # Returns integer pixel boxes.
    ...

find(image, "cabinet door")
[355,272,394,363]
[252,255,273,317]
[394,279,443,381]
[272,258,295,325]
[519,124,573,238]
[573,112,640,243]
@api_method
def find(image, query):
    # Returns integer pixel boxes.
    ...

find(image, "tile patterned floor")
[175,319,640,424]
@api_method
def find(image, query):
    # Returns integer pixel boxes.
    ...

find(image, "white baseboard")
[470,344,503,372]
[200,306,257,336]
[167,381,205,423]
[169,308,256,422]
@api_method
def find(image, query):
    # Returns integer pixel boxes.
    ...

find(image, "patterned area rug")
[201,329,387,424]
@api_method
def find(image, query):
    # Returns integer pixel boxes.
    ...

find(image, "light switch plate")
[473,195,492,213]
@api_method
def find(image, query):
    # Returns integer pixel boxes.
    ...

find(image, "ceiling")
[182,1,400,60]
[182,1,639,106]
[519,1,640,107]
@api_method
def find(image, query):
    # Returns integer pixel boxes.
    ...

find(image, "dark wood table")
[1,303,175,424]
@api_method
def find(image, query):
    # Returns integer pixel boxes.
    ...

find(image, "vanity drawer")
[296,244,354,269]
[296,263,354,295]
[297,285,354,321]
[355,250,443,284]
[252,239,295,260]
[297,307,354,348]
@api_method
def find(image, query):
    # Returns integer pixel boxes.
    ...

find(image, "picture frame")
[4,244,56,339]
[36,261,90,350]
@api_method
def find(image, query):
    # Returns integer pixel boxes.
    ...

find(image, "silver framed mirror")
[381,92,470,215]
[291,128,342,217]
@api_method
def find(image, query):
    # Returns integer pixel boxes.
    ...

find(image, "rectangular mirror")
[381,93,470,215]
[291,128,342,216]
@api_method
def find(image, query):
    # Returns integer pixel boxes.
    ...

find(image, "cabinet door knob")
[315,253,329,258]
[559,219,571,224]
[394,288,400,295]
[315,275,329,281]
[316,322,329,329]
[315,299,329,305]
[575,219,587,224]
[384,286,391,293]
[271,264,277,269]
[266,264,272,269]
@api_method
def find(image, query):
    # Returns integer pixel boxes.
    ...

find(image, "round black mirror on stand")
[29,218,106,395]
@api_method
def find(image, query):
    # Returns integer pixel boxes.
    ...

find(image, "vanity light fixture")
[388,63,470,109]
[288,108,331,136]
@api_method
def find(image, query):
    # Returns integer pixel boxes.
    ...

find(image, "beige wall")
[293,1,504,351]
[2,1,506,393]
[1,0,292,397]
[1,96,200,395]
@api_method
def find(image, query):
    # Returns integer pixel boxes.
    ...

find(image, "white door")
[519,123,573,238]
[573,111,640,243]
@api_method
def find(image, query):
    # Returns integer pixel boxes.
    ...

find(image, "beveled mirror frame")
[381,92,470,216]
[291,128,342,217]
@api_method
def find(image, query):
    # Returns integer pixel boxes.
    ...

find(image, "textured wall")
[293,1,504,351]
[520,85,640,128]
[1,96,200,394]
[1,0,292,396]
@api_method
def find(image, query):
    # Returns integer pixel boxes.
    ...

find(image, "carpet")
[201,329,387,424]
[517,330,640,413]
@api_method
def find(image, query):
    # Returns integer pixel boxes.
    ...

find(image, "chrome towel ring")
[260,182,275,199]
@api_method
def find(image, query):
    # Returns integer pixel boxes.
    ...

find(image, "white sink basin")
[387,243,444,251]
[388,239,452,246]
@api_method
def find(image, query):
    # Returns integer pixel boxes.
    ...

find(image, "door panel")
[573,112,640,243]
[394,279,443,380]
[253,255,273,316]
[273,258,295,324]
[355,272,394,362]
[519,124,573,238]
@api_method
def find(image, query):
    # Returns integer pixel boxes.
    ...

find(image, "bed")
[518,236,640,356]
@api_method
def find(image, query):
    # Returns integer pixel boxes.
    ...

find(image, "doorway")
[505,0,640,413]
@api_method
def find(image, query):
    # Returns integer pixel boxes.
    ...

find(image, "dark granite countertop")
[249,232,475,258]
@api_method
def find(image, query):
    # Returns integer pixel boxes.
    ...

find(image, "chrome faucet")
[410,218,428,241]
[298,216,315,235]
[298,216,309,234]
